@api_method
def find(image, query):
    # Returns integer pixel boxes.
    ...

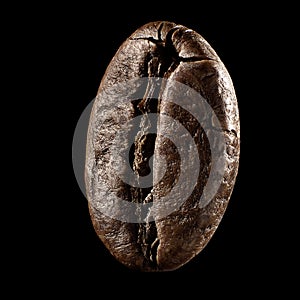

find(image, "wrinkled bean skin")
[85,21,240,272]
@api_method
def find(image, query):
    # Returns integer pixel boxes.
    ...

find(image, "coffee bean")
[85,21,240,271]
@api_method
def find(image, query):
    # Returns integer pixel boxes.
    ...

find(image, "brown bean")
[85,21,240,271]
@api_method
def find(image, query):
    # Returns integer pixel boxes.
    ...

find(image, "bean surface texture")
[85,21,240,271]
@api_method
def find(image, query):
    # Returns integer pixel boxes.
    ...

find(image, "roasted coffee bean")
[85,21,240,271]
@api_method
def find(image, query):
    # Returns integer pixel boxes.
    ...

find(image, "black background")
[16,2,291,294]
